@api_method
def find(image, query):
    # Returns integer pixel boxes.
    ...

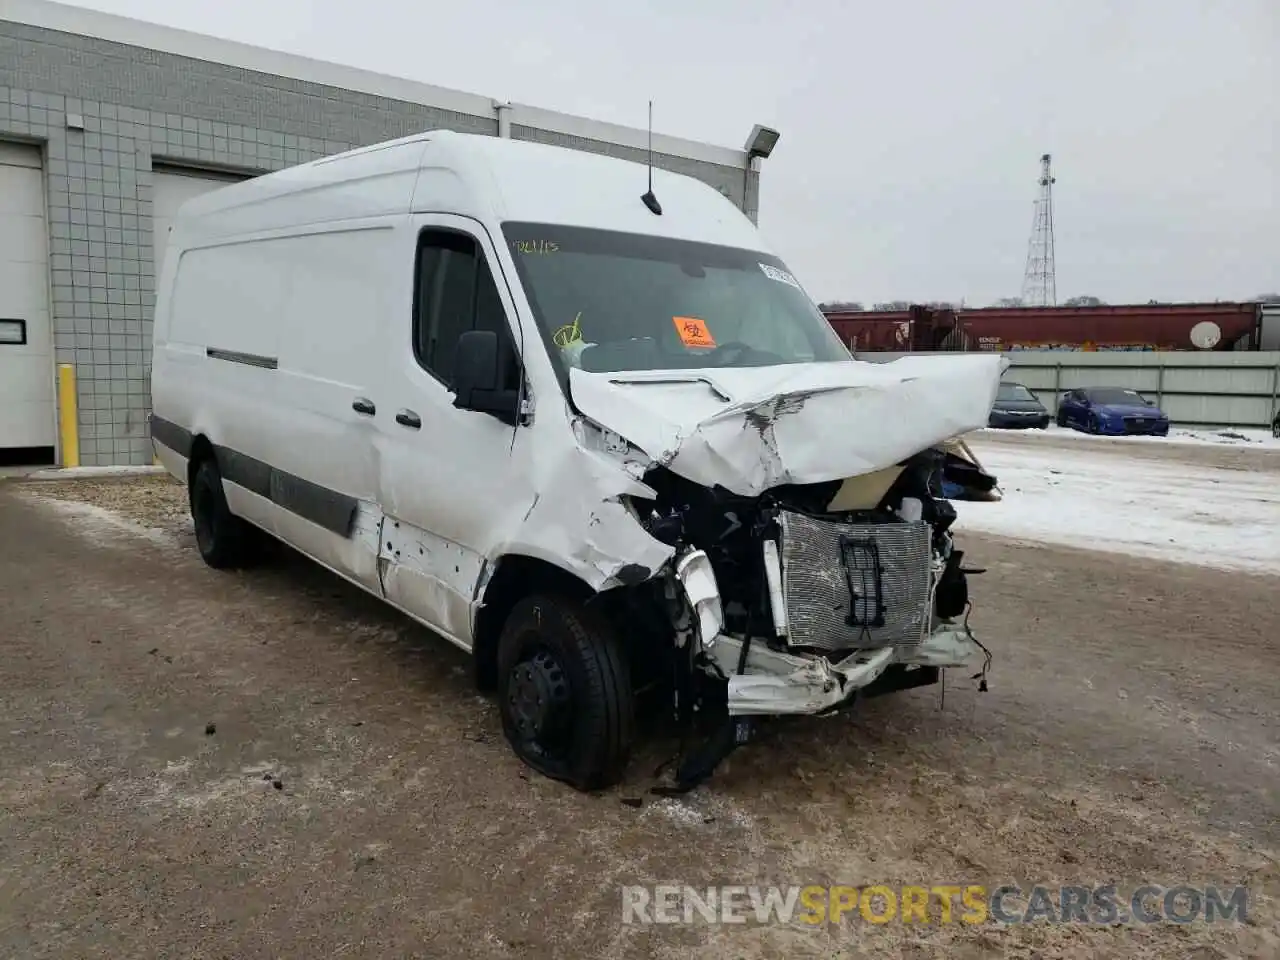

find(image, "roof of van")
[170,131,769,253]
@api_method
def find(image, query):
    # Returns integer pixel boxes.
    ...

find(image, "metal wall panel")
[857,350,1280,429]
[0,9,756,463]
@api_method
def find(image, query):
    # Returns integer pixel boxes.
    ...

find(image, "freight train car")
[823,302,1264,352]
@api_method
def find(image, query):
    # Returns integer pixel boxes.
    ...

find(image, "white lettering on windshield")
[759,263,800,289]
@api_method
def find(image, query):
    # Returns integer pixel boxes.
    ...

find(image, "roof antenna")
[641,99,663,216]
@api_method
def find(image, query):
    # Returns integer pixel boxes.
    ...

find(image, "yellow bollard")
[57,363,80,468]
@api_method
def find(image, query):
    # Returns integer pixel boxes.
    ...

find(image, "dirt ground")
[1,461,1277,959]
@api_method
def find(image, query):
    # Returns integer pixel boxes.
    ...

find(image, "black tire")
[189,457,257,569]
[1087,414,1100,435]
[1055,410,1067,428]
[496,594,633,791]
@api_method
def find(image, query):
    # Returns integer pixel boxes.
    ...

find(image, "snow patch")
[953,443,1280,574]
[642,791,755,829]
[24,494,179,549]
[24,465,169,480]
[1160,427,1280,448]
[981,423,1280,449]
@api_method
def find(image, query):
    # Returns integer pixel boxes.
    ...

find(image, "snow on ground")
[21,494,180,550]
[24,464,167,480]
[954,440,1280,575]
[979,423,1280,449]
[1150,425,1280,448]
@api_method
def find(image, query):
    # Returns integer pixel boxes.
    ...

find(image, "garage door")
[152,166,247,278]
[0,141,54,455]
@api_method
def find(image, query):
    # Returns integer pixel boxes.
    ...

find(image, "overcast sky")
[76,0,1277,305]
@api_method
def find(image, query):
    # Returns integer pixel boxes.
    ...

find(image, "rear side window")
[413,229,518,389]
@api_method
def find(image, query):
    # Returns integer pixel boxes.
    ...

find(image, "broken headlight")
[674,549,724,651]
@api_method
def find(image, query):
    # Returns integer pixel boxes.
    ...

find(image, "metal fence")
[854,351,1280,430]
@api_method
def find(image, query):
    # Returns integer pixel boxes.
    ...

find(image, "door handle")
[352,397,376,416]
[395,409,421,429]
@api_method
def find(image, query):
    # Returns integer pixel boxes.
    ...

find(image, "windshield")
[996,383,1037,402]
[1088,388,1149,406]
[501,223,851,382]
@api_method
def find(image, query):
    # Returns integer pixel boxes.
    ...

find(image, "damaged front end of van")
[517,353,1006,791]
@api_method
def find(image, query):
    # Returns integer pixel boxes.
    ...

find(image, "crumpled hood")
[568,354,1008,497]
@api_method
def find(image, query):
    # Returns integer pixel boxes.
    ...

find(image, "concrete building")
[0,0,777,466]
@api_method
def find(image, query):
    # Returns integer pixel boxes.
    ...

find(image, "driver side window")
[413,229,519,391]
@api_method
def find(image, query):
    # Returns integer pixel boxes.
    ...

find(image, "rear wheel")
[189,457,258,569]
[496,594,633,791]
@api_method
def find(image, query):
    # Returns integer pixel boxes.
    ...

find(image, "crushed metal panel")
[714,642,898,716]
[568,354,1007,496]
[897,625,980,668]
[379,519,483,647]
[501,424,674,592]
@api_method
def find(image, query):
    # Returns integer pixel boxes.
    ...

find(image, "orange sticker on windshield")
[673,316,716,348]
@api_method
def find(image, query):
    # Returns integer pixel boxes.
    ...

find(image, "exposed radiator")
[778,511,933,652]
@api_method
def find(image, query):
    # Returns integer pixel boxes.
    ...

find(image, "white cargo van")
[151,130,1005,791]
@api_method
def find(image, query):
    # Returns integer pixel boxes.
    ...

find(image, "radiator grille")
[778,511,933,652]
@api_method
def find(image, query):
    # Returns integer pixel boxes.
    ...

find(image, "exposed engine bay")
[557,353,1008,791]
[618,444,998,792]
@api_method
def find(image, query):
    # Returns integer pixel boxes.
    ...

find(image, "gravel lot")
[1,458,1276,959]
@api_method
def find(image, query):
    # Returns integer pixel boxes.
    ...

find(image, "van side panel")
[169,239,286,362]
[261,221,397,589]
[172,137,427,245]
[155,219,394,589]
[159,236,286,534]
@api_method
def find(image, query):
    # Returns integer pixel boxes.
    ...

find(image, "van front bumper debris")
[706,624,982,716]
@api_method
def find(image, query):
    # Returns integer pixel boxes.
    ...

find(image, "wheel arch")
[473,553,597,691]
[186,433,216,488]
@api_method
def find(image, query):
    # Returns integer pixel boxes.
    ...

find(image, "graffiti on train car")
[984,340,1160,353]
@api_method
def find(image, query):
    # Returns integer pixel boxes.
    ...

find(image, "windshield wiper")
[605,372,732,403]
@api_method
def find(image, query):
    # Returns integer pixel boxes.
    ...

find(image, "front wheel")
[1087,414,1101,434]
[1056,410,1068,428]
[496,594,633,791]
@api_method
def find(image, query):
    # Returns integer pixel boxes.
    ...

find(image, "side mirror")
[1145,398,1156,406]
[453,330,521,426]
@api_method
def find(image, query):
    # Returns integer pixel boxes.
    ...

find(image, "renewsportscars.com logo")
[620,884,1251,927]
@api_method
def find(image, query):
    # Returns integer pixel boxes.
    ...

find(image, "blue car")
[1056,387,1170,436]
